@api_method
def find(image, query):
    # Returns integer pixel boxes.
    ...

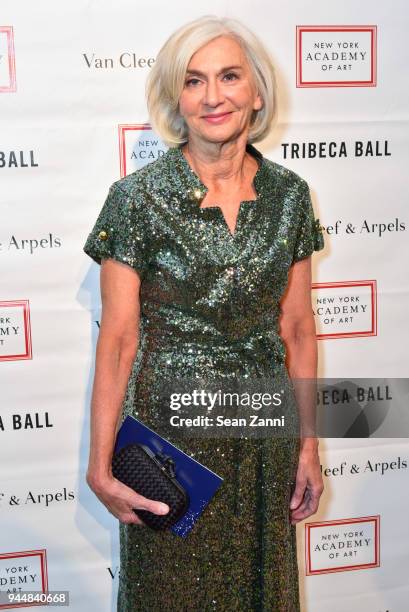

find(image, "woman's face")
[178,35,262,146]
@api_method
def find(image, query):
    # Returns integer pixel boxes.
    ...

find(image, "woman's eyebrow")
[186,65,243,77]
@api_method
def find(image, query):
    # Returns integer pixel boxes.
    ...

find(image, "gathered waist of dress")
[139,315,287,365]
[141,306,280,339]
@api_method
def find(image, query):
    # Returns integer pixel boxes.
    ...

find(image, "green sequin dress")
[83,144,324,611]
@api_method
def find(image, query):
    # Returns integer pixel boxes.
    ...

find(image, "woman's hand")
[289,444,324,525]
[86,471,170,525]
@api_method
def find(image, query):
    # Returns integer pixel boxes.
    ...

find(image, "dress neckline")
[171,143,267,209]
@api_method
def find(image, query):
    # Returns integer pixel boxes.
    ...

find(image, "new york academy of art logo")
[118,124,167,177]
[305,515,380,575]
[0,26,17,92]
[0,300,32,362]
[296,25,377,87]
[312,279,377,340]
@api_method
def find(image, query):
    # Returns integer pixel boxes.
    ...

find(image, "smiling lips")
[202,112,232,124]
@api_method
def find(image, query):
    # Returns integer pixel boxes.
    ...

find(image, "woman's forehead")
[187,36,248,69]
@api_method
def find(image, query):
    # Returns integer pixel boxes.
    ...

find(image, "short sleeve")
[83,182,149,276]
[292,180,325,264]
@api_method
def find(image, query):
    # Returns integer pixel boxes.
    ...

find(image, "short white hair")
[145,15,278,146]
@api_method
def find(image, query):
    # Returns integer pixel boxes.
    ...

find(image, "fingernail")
[159,504,169,514]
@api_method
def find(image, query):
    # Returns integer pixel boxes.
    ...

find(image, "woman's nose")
[203,78,224,107]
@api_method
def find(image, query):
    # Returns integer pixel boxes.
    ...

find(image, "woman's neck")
[182,135,255,189]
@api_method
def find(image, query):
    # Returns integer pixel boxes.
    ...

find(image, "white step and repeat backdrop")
[1,1,408,611]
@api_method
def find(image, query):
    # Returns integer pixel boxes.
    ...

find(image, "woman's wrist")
[86,465,113,488]
[299,436,319,452]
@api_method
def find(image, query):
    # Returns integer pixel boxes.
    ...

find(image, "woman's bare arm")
[87,258,140,482]
[86,258,169,524]
[279,256,319,449]
[279,256,324,523]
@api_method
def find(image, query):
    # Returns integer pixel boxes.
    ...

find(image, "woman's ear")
[253,92,263,112]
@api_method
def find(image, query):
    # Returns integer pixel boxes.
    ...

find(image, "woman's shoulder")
[107,149,178,201]
[262,156,309,192]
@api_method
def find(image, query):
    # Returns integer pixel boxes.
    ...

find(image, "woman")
[84,15,325,611]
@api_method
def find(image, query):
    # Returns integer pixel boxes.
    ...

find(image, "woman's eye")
[223,72,238,81]
[185,77,201,87]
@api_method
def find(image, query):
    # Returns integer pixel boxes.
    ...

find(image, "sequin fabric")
[83,143,325,611]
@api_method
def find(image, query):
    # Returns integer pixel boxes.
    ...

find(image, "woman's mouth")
[202,112,232,124]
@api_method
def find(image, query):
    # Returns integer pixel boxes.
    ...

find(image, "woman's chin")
[191,126,245,145]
